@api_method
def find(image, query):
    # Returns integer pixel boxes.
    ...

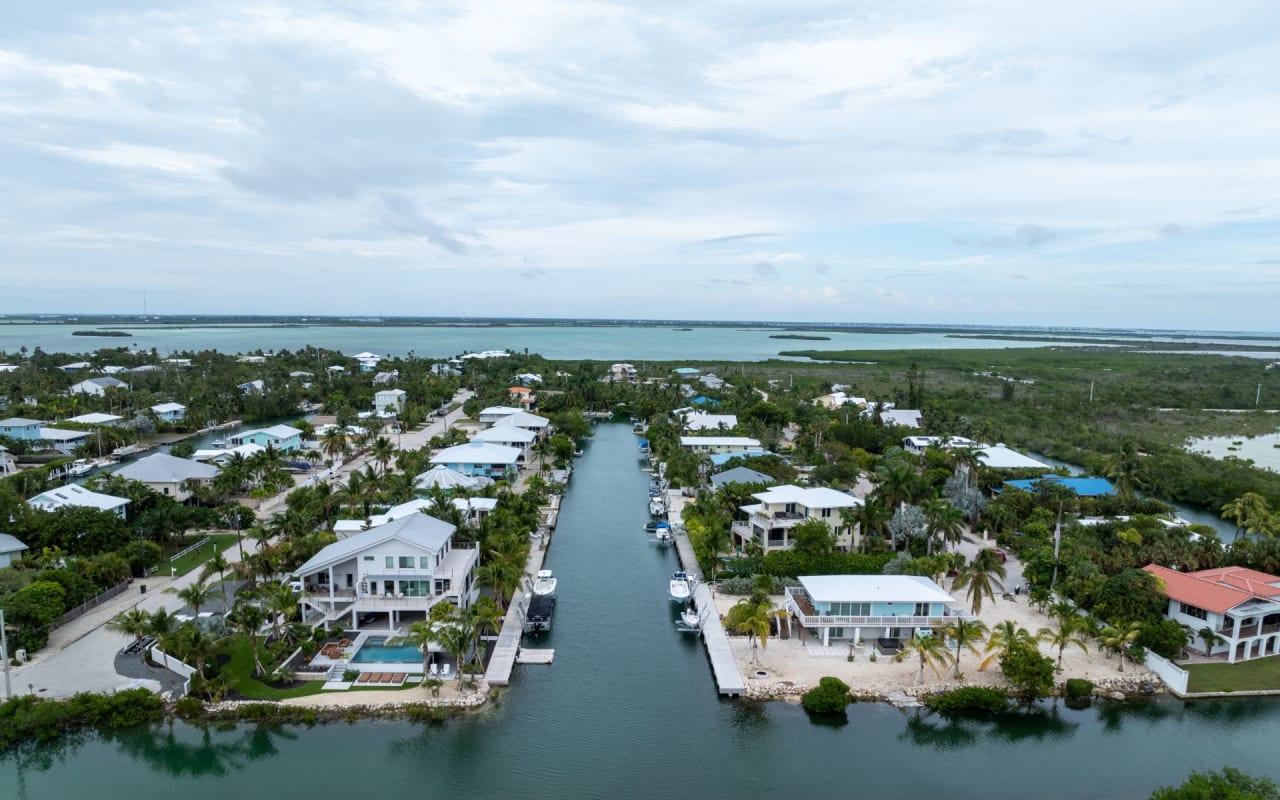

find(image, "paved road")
[7,389,473,700]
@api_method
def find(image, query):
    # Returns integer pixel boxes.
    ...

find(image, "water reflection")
[104,722,300,778]
[899,705,1079,750]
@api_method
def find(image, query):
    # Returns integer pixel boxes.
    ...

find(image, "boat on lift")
[654,523,672,545]
[669,571,692,603]
[65,459,94,477]
[676,605,701,632]
[531,569,558,599]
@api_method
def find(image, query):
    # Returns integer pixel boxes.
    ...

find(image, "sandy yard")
[278,679,489,708]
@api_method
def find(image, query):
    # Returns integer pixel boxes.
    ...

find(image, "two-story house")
[430,440,521,480]
[473,425,536,463]
[784,575,967,647]
[1145,564,1280,663]
[679,436,763,455]
[151,402,187,422]
[228,424,303,453]
[373,389,407,416]
[492,410,551,440]
[293,511,479,633]
[732,484,862,553]
[0,417,43,441]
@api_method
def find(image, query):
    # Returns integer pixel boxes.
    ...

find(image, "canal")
[5,423,1280,799]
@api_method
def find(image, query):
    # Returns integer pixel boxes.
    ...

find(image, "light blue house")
[430,440,520,480]
[151,402,187,422]
[0,417,43,441]
[784,575,967,647]
[229,424,303,453]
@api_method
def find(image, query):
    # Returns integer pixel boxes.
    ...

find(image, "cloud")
[693,232,778,246]
[753,261,778,279]
[375,192,471,254]
[971,224,1060,249]
[812,260,831,274]
[1158,223,1189,238]
[947,128,1049,154]
[520,266,547,279]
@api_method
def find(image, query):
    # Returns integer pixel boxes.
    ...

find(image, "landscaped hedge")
[0,688,164,751]
[923,686,1010,716]
[761,551,893,578]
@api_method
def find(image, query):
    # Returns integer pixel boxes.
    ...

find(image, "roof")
[798,575,955,605]
[474,426,536,444]
[65,412,124,425]
[150,402,187,413]
[29,484,130,512]
[479,406,522,417]
[414,465,491,491]
[708,450,771,466]
[1142,564,1280,615]
[0,417,42,428]
[0,533,28,554]
[453,497,499,513]
[682,412,739,431]
[113,452,219,483]
[237,424,302,440]
[881,409,923,428]
[492,411,550,429]
[710,466,776,489]
[40,428,90,441]
[73,377,128,388]
[978,445,1048,470]
[295,511,456,575]
[680,436,763,447]
[753,484,859,509]
[432,440,521,465]
[1003,475,1115,497]
[374,388,407,396]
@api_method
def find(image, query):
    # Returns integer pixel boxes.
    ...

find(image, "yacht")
[654,523,672,545]
[669,571,692,603]
[649,497,667,517]
[524,595,555,634]
[531,569,557,599]
[66,459,94,477]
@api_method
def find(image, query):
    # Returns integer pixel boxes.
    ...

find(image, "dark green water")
[6,423,1280,799]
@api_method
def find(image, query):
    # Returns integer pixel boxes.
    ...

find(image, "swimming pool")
[350,637,424,663]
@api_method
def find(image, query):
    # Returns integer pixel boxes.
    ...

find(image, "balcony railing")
[1217,621,1280,639]
[784,588,970,628]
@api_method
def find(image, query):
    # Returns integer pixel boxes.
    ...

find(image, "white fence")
[1143,648,1189,695]
[150,646,197,695]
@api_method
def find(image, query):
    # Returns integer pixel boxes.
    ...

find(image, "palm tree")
[227,602,268,676]
[725,596,774,663]
[901,634,953,684]
[200,551,231,613]
[167,581,214,617]
[1197,625,1226,657]
[146,607,179,647]
[467,596,504,669]
[1100,621,1143,672]
[873,457,920,512]
[171,623,216,682]
[923,498,965,556]
[372,436,395,477]
[981,621,1036,670]
[408,617,447,674]
[1103,439,1146,500]
[258,581,298,640]
[106,607,152,665]
[1220,493,1274,542]
[476,555,525,612]
[952,447,983,490]
[1038,605,1090,670]
[939,618,988,677]
[435,618,475,688]
[951,548,1006,615]
[322,426,349,464]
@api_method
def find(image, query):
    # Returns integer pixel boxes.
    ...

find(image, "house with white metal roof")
[784,575,968,647]
[28,484,130,518]
[491,410,551,438]
[0,417,43,441]
[680,411,739,432]
[65,412,125,427]
[293,511,478,633]
[0,533,28,568]
[430,440,521,480]
[679,436,762,455]
[112,453,219,501]
[150,402,187,422]
[473,425,536,461]
[228,424,302,452]
[709,466,776,490]
[413,465,492,493]
[732,484,862,554]
[39,427,90,454]
[69,377,129,397]
[373,388,407,416]
[478,405,523,424]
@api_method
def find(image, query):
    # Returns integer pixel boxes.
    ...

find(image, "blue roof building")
[690,396,720,406]
[1001,475,1116,497]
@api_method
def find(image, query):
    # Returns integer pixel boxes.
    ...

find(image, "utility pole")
[1258,384,1263,406]
[1089,380,1094,404]
[1,608,11,700]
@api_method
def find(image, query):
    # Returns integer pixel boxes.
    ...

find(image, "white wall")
[1144,649,1189,695]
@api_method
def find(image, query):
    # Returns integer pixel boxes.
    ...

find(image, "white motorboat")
[531,569,557,598]
[654,524,672,545]
[649,497,666,517]
[677,606,701,632]
[66,459,94,477]
[669,571,692,603]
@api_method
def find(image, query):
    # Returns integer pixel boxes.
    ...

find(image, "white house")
[880,409,924,429]
[228,424,303,452]
[492,411,551,439]
[69,377,129,396]
[293,511,479,632]
[112,453,220,502]
[680,411,739,432]
[732,484,862,553]
[1145,564,1280,663]
[151,402,187,422]
[430,440,521,480]
[0,533,28,568]
[237,379,266,395]
[813,392,867,410]
[679,436,762,455]
[65,412,125,427]
[784,575,968,647]
[28,484,130,518]
[193,442,265,465]
[902,435,976,455]
[478,406,522,424]
[473,425,536,461]
[334,498,433,536]
[452,497,498,525]
[39,428,90,455]
[60,361,91,372]
[413,465,492,493]
[373,389,407,416]
[0,445,16,476]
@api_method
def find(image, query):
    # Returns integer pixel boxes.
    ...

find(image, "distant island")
[71,330,131,337]
[769,334,831,341]
[673,327,693,331]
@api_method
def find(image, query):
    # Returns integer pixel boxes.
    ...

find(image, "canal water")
[6,424,1280,798]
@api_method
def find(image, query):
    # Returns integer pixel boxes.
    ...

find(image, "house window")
[914,603,931,616]
[820,508,831,518]
[1179,603,1208,620]
[385,556,394,568]
[420,556,431,569]
[785,503,797,514]
[398,556,414,568]
[829,602,870,616]
[364,556,374,562]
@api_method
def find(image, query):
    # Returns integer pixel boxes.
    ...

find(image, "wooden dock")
[484,534,549,686]
[670,502,746,697]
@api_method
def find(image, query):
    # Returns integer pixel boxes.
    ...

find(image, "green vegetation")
[1064,678,1094,699]
[165,533,240,577]
[999,640,1056,702]
[801,677,851,714]
[0,689,164,752]
[71,330,131,337]
[1185,656,1280,693]
[923,686,1010,716]
[1150,767,1280,799]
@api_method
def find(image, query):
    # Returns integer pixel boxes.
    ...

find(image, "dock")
[484,531,549,686]
[669,496,746,697]
[517,648,555,664]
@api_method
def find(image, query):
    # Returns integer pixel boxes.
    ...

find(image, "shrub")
[801,677,851,715]
[924,687,1010,716]
[1137,620,1189,660]
[0,689,164,752]
[762,551,892,578]
[1000,642,1056,702]
[716,576,787,595]
[174,696,206,720]
[1064,678,1094,700]
[343,669,361,682]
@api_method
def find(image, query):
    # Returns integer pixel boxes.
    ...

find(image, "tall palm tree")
[146,606,179,647]
[951,548,1006,615]
[106,607,152,665]
[321,426,349,465]
[372,436,395,477]
[408,617,447,674]
[200,551,231,613]
[923,498,965,556]
[981,621,1036,670]
[476,555,525,611]
[952,447,983,490]
[1100,621,1143,672]
[725,596,774,663]
[1038,603,1090,670]
[1220,493,1274,542]
[939,618,988,677]
[171,623,216,682]
[227,602,268,676]
[1103,439,1146,500]
[467,596,504,668]
[902,634,953,684]
[873,457,921,511]
[435,618,475,687]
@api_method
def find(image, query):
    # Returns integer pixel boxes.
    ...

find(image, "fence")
[170,535,212,564]
[60,579,131,626]
[1144,648,1190,695]
[150,646,196,695]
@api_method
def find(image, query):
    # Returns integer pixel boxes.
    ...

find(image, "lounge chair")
[429,663,439,677]
[441,663,452,678]
[357,673,371,683]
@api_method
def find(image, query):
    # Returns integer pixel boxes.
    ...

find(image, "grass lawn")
[221,636,326,700]
[165,533,241,577]
[1185,655,1280,693]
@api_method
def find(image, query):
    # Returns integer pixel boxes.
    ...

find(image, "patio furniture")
[429,663,439,677]
[441,663,452,678]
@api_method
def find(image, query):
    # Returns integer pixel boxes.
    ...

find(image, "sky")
[2,1,1278,329]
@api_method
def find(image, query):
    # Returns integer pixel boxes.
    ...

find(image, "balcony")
[1218,621,1280,639]
[784,587,970,628]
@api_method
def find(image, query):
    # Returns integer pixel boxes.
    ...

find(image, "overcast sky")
[2,1,1278,329]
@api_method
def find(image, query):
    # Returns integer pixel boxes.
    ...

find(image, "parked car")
[989,547,1008,563]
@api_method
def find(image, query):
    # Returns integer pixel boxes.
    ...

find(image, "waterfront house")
[680,411,739,432]
[69,377,129,397]
[150,402,187,422]
[28,484,130,518]
[293,511,479,632]
[492,410,551,439]
[1000,475,1115,497]
[473,425,536,462]
[709,466,775,490]
[112,453,219,502]
[976,445,1048,470]
[478,405,523,424]
[430,440,521,480]
[452,497,498,526]
[413,465,492,493]
[193,442,265,465]
[784,575,967,647]
[732,484,861,554]
[0,417,43,441]
[1144,564,1280,663]
[65,412,125,427]
[39,427,90,455]
[60,361,91,372]
[507,386,536,409]
[237,379,266,395]
[373,389,407,416]
[679,436,763,455]
[609,363,638,383]
[0,533,28,568]
[228,424,303,453]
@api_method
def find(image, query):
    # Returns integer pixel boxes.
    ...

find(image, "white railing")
[790,613,967,627]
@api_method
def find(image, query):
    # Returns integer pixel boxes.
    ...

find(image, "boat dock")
[517,648,555,664]
[670,499,746,697]
[484,531,550,686]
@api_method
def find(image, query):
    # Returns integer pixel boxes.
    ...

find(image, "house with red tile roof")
[1143,564,1280,663]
